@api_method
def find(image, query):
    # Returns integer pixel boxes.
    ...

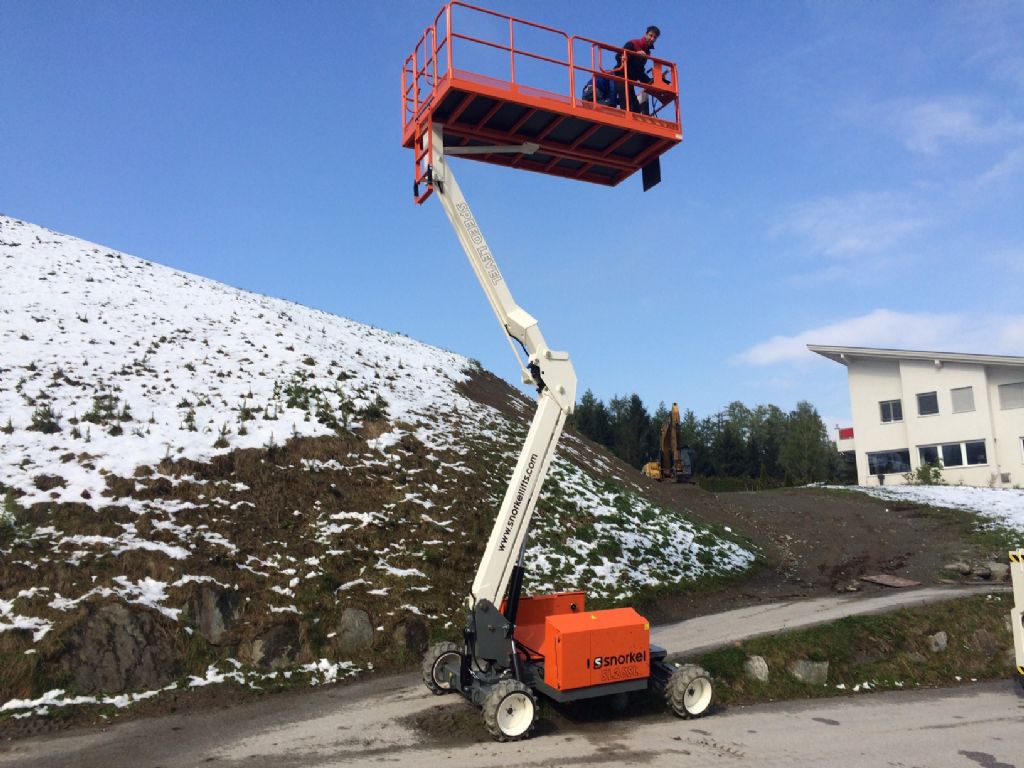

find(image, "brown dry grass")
[0,418,520,705]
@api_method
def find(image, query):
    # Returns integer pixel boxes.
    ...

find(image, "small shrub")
[359,395,389,422]
[213,424,230,449]
[3,490,19,521]
[83,394,118,425]
[905,462,944,486]
[264,434,279,459]
[27,405,60,434]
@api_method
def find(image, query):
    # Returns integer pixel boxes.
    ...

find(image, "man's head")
[644,26,660,49]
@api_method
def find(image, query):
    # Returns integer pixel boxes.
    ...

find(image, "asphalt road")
[2,586,1019,768]
[653,583,1010,658]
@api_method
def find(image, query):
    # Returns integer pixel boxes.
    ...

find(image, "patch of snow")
[834,484,1024,533]
[375,560,427,578]
[0,598,53,641]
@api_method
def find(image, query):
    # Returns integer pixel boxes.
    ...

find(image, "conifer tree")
[779,401,831,484]
[711,418,748,477]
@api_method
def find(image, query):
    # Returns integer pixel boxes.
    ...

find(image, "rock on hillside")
[0,216,754,717]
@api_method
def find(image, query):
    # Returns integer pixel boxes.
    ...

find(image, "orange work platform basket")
[402,2,682,199]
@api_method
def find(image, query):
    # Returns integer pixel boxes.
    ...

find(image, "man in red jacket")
[613,25,660,113]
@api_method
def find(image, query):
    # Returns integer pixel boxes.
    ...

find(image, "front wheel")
[421,641,461,695]
[482,679,538,742]
[665,664,714,718]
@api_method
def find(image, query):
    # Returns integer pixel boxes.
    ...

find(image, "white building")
[809,345,1024,488]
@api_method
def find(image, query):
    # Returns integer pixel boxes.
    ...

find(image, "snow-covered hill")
[0,215,755,717]
[0,215,482,508]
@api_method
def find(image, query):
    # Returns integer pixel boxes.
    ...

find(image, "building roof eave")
[807,344,1024,368]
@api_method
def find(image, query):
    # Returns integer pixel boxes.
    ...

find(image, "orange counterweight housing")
[541,607,651,691]
[542,607,650,692]
[510,592,586,657]
[510,593,651,691]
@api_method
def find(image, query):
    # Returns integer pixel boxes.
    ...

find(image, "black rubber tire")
[482,679,538,742]
[421,641,461,695]
[665,663,714,718]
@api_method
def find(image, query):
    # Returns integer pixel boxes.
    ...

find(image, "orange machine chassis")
[505,592,668,701]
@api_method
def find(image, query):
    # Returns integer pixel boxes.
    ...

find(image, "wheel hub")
[496,692,534,737]
[684,677,712,714]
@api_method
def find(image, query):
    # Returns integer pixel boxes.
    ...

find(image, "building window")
[964,441,986,465]
[867,449,911,475]
[879,399,903,423]
[999,382,1024,410]
[942,443,963,466]
[918,440,988,468]
[917,391,939,416]
[950,386,975,413]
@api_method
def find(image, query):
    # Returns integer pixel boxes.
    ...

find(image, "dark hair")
[647,25,661,37]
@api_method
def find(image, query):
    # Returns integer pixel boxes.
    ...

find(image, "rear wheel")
[421,641,461,695]
[666,664,714,718]
[482,679,538,741]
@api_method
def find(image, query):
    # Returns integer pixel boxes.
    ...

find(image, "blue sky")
[3,1,1023,432]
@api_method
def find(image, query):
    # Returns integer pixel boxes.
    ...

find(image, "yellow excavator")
[642,403,693,483]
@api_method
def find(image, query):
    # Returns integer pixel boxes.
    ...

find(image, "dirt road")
[3,674,1020,768]
[3,587,1018,768]
[653,584,1008,658]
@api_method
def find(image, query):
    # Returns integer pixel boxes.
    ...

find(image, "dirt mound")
[636,484,1004,624]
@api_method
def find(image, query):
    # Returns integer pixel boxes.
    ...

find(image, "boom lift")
[403,4,712,741]
[1012,549,1024,691]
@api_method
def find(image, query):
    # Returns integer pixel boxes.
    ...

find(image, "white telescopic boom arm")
[428,124,577,609]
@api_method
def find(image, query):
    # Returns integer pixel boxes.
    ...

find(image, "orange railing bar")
[403,2,681,133]
[569,34,681,122]
[402,0,682,198]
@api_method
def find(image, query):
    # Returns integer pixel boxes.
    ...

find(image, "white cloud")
[974,144,1024,186]
[842,95,1024,155]
[893,98,1024,154]
[735,309,1024,365]
[773,191,929,259]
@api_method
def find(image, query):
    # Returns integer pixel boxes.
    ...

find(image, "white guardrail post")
[1011,549,1024,682]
